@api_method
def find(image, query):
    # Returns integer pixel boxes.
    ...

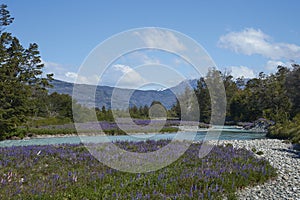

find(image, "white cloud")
[218,28,300,60]
[112,64,147,88]
[43,61,61,68]
[265,60,285,71]
[66,72,100,85]
[65,72,78,79]
[229,66,256,79]
[134,29,186,52]
[124,51,161,65]
[42,60,67,75]
[134,51,160,65]
[42,60,74,82]
[42,60,100,85]
[265,60,292,72]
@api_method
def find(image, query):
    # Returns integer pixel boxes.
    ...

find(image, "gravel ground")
[208,139,300,200]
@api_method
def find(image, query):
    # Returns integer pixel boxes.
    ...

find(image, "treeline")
[171,65,300,144]
[28,92,95,126]
[173,65,299,123]
[30,95,176,126]
[96,100,177,121]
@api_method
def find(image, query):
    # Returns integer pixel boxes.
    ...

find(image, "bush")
[18,128,77,136]
[27,117,72,127]
[267,114,300,145]
[226,143,233,148]
[159,127,179,133]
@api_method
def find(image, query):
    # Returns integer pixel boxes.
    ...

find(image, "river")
[0,126,265,147]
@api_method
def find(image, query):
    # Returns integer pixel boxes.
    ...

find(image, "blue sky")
[3,0,300,89]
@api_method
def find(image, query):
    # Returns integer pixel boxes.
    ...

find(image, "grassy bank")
[5,126,179,140]
[0,119,185,140]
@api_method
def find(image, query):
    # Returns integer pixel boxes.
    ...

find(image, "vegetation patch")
[267,114,300,145]
[0,140,276,199]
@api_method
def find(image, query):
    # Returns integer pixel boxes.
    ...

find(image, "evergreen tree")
[0,4,52,138]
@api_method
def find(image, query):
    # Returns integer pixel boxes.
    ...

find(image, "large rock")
[243,118,275,132]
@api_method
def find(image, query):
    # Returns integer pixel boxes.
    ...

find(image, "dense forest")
[0,4,299,145]
[172,65,300,145]
[175,65,300,124]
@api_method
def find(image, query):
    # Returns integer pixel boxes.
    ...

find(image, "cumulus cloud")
[112,64,147,88]
[65,72,78,79]
[42,60,75,82]
[42,60,67,75]
[218,28,300,60]
[42,60,100,85]
[265,60,292,72]
[229,66,256,79]
[134,28,186,52]
[125,51,161,65]
[265,60,285,71]
[65,72,100,85]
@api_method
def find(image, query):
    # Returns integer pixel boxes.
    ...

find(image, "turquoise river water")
[0,126,266,147]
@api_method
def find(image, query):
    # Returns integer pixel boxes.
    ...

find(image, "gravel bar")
[207,139,300,200]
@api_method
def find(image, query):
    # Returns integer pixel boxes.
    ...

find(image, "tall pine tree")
[0,4,52,139]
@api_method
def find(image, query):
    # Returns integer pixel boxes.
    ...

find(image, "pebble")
[207,139,300,200]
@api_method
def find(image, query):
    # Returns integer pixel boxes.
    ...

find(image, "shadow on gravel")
[272,148,300,159]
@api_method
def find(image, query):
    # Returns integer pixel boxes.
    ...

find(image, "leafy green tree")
[142,105,149,118]
[244,73,267,121]
[169,99,180,119]
[48,92,73,118]
[176,87,199,121]
[285,64,300,117]
[262,67,291,122]
[229,66,292,123]
[129,105,139,118]
[195,77,211,123]
[0,5,52,138]
[204,68,226,125]
[222,72,238,120]
[149,101,167,119]
[101,105,106,114]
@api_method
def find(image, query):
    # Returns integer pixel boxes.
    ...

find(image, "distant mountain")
[169,79,198,94]
[48,79,198,109]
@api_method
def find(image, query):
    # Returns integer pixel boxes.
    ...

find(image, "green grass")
[7,126,179,139]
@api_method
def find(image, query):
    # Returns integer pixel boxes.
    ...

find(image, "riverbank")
[207,139,300,200]
[0,130,267,147]
[26,125,258,140]
[6,126,179,140]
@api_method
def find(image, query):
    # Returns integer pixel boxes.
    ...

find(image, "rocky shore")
[208,139,300,200]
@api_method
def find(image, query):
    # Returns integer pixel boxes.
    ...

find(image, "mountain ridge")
[48,79,198,109]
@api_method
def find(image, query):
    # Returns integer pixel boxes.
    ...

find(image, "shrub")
[267,114,300,145]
